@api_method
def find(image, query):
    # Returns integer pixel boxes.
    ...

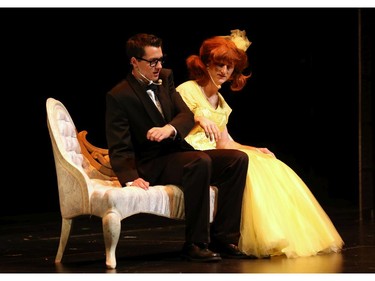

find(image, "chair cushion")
[89,182,217,222]
[89,184,185,220]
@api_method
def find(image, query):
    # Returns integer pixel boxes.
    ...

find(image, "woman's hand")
[256,147,276,158]
[196,116,221,142]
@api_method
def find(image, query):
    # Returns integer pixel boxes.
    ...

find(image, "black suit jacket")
[106,68,195,186]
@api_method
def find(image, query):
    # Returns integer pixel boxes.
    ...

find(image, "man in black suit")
[106,33,249,262]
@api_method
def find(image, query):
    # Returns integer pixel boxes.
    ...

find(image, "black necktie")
[146,83,158,93]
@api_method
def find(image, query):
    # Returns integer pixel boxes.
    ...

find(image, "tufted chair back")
[47,98,120,218]
[47,97,93,217]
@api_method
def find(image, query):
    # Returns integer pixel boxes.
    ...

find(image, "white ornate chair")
[46,97,217,269]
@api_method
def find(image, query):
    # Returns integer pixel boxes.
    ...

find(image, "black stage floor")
[0,206,374,278]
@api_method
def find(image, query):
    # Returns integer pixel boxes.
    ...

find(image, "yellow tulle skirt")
[238,149,344,258]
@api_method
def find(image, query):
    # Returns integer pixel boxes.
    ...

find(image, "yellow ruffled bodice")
[177,81,232,150]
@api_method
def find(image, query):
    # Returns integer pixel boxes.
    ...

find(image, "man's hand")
[128,178,150,190]
[147,125,175,142]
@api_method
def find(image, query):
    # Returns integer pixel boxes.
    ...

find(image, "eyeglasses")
[135,56,165,67]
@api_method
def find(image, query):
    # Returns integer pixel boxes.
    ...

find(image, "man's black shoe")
[209,242,257,259]
[181,242,222,262]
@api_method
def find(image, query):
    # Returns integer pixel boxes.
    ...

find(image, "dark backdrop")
[1,7,369,216]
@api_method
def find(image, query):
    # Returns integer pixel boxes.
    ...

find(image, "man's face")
[133,46,164,82]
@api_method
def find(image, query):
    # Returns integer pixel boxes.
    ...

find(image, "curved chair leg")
[55,218,73,263]
[102,212,121,269]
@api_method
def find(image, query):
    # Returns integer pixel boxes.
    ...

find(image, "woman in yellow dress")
[176,30,344,258]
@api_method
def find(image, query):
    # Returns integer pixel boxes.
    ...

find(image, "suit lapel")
[157,85,171,122]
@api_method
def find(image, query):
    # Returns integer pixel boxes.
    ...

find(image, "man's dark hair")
[126,33,163,60]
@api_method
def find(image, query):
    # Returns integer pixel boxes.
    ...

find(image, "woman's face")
[207,62,234,87]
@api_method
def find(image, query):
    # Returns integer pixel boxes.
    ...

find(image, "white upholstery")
[46,97,217,269]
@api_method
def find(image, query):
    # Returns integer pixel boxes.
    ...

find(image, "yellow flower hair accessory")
[227,29,251,52]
